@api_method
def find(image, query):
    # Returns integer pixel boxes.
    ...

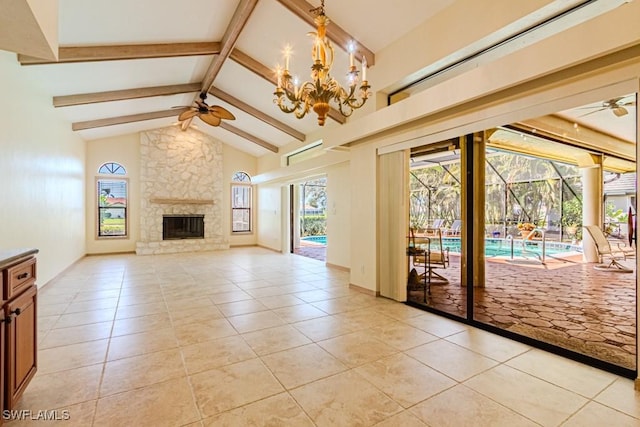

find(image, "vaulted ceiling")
[3,0,637,159]
[5,0,453,157]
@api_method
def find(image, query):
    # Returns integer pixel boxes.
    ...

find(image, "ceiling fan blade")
[208,105,236,120]
[199,112,222,126]
[178,109,198,121]
[612,107,628,117]
[578,108,607,118]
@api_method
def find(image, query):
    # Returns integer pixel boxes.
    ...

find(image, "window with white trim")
[97,162,128,238]
[231,172,252,233]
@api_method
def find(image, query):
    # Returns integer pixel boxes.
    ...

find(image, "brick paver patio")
[408,255,636,370]
[295,242,636,370]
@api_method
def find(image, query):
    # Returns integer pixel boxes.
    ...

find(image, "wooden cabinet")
[0,249,38,416]
[5,285,37,409]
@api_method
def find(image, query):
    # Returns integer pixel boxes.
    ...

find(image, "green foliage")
[410,166,461,228]
[561,197,582,227]
[605,202,627,223]
[301,215,326,236]
[100,218,125,235]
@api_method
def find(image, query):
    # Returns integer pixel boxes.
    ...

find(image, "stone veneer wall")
[136,127,229,255]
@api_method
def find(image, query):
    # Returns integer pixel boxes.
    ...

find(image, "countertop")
[0,249,39,270]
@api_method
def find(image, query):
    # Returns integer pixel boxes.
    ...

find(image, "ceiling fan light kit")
[273,0,371,126]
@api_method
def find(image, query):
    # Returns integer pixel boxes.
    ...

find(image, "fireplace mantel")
[149,198,215,205]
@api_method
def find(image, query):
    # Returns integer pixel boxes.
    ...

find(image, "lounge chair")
[443,219,462,236]
[583,225,635,272]
[430,219,445,230]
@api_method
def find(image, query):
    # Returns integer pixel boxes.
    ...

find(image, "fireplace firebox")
[163,215,205,240]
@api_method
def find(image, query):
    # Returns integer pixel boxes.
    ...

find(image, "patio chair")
[583,225,635,272]
[443,219,462,236]
[411,228,450,295]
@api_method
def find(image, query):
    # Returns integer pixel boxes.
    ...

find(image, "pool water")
[301,235,327,245]
[440,237,581,258]
[303,235,581,257]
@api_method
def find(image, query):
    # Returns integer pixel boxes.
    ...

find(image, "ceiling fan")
[577,96,636,118]
[176,92,236,126]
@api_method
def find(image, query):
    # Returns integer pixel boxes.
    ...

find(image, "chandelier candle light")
[274,0,370,126]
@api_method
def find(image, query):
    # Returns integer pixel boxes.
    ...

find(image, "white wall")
[0,50,86,285]
[85,133,140,254]
[325,162,350,269]
[371,0,567,93]
[257,184,283,251]
[349,144,378,292]
[84,130,259,253]
[223,144,258,247]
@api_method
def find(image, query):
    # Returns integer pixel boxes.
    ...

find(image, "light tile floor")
[5,247,640,426]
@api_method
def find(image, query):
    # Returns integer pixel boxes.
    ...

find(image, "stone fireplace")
[163,215,205,240]
[136,127,229,255]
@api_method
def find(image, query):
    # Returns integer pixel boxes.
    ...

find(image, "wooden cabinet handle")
[10,308,21,316]
[17,273,28,280]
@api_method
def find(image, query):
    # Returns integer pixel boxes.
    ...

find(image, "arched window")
[231,172,252,232]
[97,162,128,238]
[98,162,126,175]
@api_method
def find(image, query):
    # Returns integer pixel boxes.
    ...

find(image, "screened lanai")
[406,97,637,375]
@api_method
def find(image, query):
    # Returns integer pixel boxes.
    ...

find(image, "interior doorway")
[290,177,327,261]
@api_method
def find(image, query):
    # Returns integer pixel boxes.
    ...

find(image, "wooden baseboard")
[230,244,259,248]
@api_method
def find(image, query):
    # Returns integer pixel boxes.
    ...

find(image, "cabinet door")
[5,285,37,410]
[0,310,4,426]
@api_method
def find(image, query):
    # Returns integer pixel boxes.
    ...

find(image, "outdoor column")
[578,153,603,262]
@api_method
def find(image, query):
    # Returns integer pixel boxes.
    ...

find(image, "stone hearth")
[136,127,229,255]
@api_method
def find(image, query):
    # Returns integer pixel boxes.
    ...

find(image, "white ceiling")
[8,0,453,157]
[4,0,637,158]
[557,94,637,143]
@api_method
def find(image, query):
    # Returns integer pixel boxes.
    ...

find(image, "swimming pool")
[302,235,581,257]
[301,235,327,245]
[440,237,582,258]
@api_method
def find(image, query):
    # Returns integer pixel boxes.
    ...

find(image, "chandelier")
[273,0,370,126]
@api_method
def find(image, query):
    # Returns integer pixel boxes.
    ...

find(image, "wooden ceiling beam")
[72,107,279,154]
[53,83,202,107]
[72,108,188,131]
[276,0,375,66]
[208,87,305,142]
[229,49,346,124]
[183,0,259,131]
[220,122,279,153]
[52,81,300,144]
[18,42,221,65]
[200,0,258,92]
